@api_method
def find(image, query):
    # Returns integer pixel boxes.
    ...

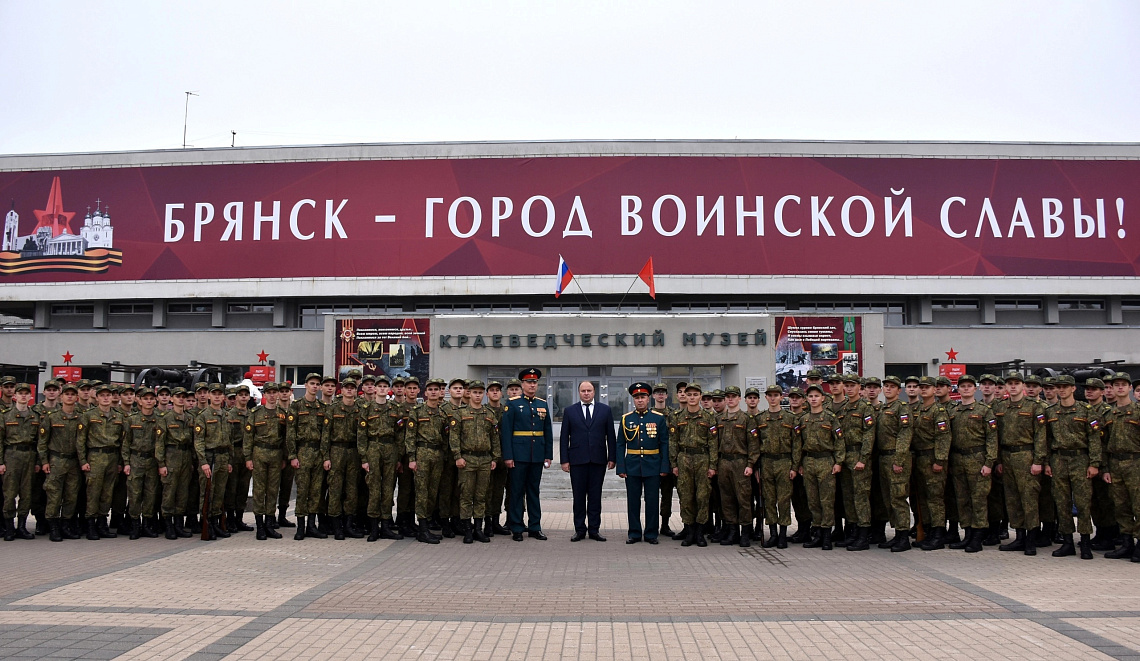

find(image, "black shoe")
[528,530,548,540]
[681,527,696,547]
[49,519,63,542]
[1025,528,1037,556]
[762,525,779,548]
[626,537,641,544]
[949,527,972,550]
[97,516,117,538]
[789,526,812,544]
[492,519,511,536]
[1000,529,1026,552]
[130,516,143,540]
[777,526,788,549]
[589,532,607,542]
[142,517,160,538]
[739,525,752,548]
[821,529,833,551]
[1053,534,1076,557]
[883,529,906,550]
[429,515,442,531]
[1106,537,1135,559]
[317,514,333,535]
[367,517,381,542]
[440,519,455,539]
[965,528,984,553]
[695,530,707,547]
[982,522,1001,546]
[646,537,659,544]
[87,517,101,541]
[672,525,689,541]
[417,520,440,544]
[1035,524,1054,548]
[173,516,193,538]
[277,510,296,528]
[306,515,327,539]
[294,517,307,541]
[920,526,946,551]
[15,515,34,540]
[462,519,474,544]
[869,522,887,545]
[945,524,961,545]
[34,517,49,535]
[846,526,870,552]
[378,519,402,540]
[1131,541,1140,563]
[62,520,81,540]
[720,525,738,546]
[232,511,254,532]
[660,522,675,538]
[473,520,490,543]
[512,531,524,542]
[165,516,179,540]
[803,527,823,549]
[333,516,345,541]
[255,514,268,540]
[116,515,132,537]
[3,518,15,542]
[891,533,911,552]
[1079,534,1093,560]
[399,517,418,538]
[750,522,763,541]
[211,515,231,538]
[571,532,586,542]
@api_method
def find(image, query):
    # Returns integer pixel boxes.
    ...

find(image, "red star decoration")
[256,350,270,364]
[33,177,76,237]
[62,351,74,365]
[945,348,959,362]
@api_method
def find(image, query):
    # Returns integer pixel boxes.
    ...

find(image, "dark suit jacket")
[559,401,617,466]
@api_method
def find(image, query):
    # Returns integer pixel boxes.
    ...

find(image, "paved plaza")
[0,492,1138,660]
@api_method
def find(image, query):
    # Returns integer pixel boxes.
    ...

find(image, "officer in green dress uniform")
[617,383,670,544]
[500,368,553,541]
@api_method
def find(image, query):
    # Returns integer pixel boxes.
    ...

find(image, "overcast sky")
[2,2,1137,155]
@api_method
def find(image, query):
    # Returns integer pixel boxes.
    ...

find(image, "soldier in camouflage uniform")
[1103,373,1140,561]
[244,383,286,540]
[287,374,329,540]
[876,377,913,552]
[324,378,364,540]
[947,375,998,553]
[223,385,254,533]
[669,384,718,547]
[394,377,419,537]
[39,382,83,542]
[787,385,813,543]
[406,378,450,544]
[979,375,1008,545]
[908,377,952,551]
[836,374,877,551]
[194,383,234,540]
[122,388,161,539]
[483,380,510,537]
[795,384,844,550]
[1045,374,1102,559]
[2,383,40,540]
[30,379,61,535]
[274,381,297,530]
[755,384,798,548]
[78,384,127,540]
[450,381,500,543]
[655,383,680,537]
[714,386,760,547]
[359,375,405,541]
[156,388,195,539]
[1083,378,1119,550]
[995,372,1048,556]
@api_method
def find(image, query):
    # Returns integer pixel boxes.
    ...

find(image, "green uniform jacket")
[404,403,450,462]
[449,406,501,462]
[714,410,760,467]
[876,399,913,456]
[193,406,232,467]
[155,409,195,468]
[286,398,328,461]
[994,397,1048,465]
[78,407,127,465]
[910,402,952,463]
[1046,401,1103,469]
[838,398,877,465]
[244,405,286,460]
[793,409,844,469]
[668,408,718,469]
[122,411,161,464]
[1105,402,1140,455]
[2,407,41,466]
[38,408,82,467]
[950,401,999,468]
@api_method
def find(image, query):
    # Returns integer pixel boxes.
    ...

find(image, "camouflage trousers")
[2,447,35,518]
[950,450,990,529]
[717,457,753,525]
[792,472,812,527]
[224,443,252,512]
[364,442,400,520]
[160,446,194,516]
[249,447,282,516]
[675,453,711,525]
[437,460,460,519]
[396,453,415,518]
[44,455,80,520]
[1109,456,1140,537]
[913,451,947,527]
[840,452,873,527]
[1050,452,1093,535]
[293,446,325,517]
[886,451,913,530]
[85,451,120,518]
[759,455,793,526]
[127,456,159,519]
[459,455,493,519]
[1092,473,1116,530]
[277,461,295,514]
[870,451,890,522]
[801,455,837,528]
[197,452,230,517]
[327,444,361,517]
[660,472,677,521]
[413,447,443,520]
[1001,449,1042,530]
[484,460,508,519]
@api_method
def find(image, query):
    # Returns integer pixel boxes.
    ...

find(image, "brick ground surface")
[0,492,1136,660]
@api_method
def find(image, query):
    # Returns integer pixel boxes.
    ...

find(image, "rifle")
[201,458,212,541]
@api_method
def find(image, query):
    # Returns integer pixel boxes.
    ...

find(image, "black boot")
[945,523,961,544]
[2,519,14,542]
[87,517,101,540]
[921,526,946,551]
[680,525,696,547]
[306,514,327,539]
[62,519,81,539]
[165,516,178,540]
[49,519,63,542]
[789,525,812,544]
[397,514,416,537]
[965,528,984,553]
[847,526,870,551]
[211,515,231,538]
[803,527,823,548]
[672,524,690,541]
[463,519,475,544]
[695,526,707,547]
[277,508,296,528]
[949,527,972,550]
[15,515,33,540]
[255,514,268,540]
[333,515,345,540]
[294,516,307,540]
[201,516,215,541]
[1092,524,1118,551]
[233,510,254,532]
[173,516,192,538]
[318,514,333,535]
[982,522,1001,546]
[869,521,887,545]
[1024,527,1036,556]
[660,519,675,538]
[1052,521,1065,544]
[763,524,779,548]
[264,514,282,539]
[367,517,381,542]
[143,517,159,538]
[130,516,143,540]
[1039,523,1055,548]
[116,514,132,537]
[740,524,752,547]
[188,514,201,534]
[473,518,490,543]
[1052,534,1076,557]
[750,521,763,541]
[35,516,49,535]
[380,519,402,540]
[345,515,364,539]
[1106,536,1135,559]
[1132,541,1140,563]
[821,528,833,550]
[1079,533,1093,560]
[441,518,455,539]
[483,516,495,538]
[416,519,440,544]
[97,516,117,538]
[491,517,510,536]
[720,524,738,546]
[1000,528,1026,552]
[891,530,912,552]
[777,526,788,549]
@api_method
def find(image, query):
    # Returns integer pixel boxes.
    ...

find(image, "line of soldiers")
[0,371,522,545]
[646,369,1140,561]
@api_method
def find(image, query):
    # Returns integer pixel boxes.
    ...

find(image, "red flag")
[638,257,655,299]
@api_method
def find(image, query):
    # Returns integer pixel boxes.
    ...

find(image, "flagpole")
[615,275,640,309]
[572,278,595,310]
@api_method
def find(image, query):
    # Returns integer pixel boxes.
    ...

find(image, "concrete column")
[273,298,287,328]
[93,301,107,329]
[981,296,996,325]
[1108,297,1123,325]
[918,297,932,324]
[212,299,225,328]
[33,302,50,329]
[152,299,167,328]
[1044,296,1059,325]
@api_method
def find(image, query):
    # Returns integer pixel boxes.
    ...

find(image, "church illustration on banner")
[1,176,123,274]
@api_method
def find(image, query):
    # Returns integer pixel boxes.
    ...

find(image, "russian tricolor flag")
[554,254,573,298]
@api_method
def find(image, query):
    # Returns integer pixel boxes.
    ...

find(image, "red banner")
[939,364,968,400]
[248,365,275,384]
[0,156,1136,282]
[52,366,82,382]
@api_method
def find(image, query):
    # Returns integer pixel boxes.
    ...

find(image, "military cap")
[805,383,825,395]
[155,384,171,394]
[43,379,62,389]
[700,391,713,399]
[373,374,390,385]
[745,387,761,397]
[1024,374,1041,385]
[208,383,225,393]
[14,382,30,393]
[341,378,358,388]
[390,376,406,385]
[321,375,337,385]
[979,374,998,384]
[956,374,978,385]
[347,369,363,380]
[710,389,725,399]
[359,374,376,383]
[170,387,188,397]
[61,382,79,393]
[1109,371,1133,384]
[0,376,16,386]
[684,383,703,394]
[675,381,688,390]
[424,378,447,388]
[1005,372,1025,383]
[826,373,843,383]
[487,380,503,390]
[724,385,741,396]
[841,373,860,384]
[1085,377,1106,389]
[519,368,542,381]
[234,384,250,394]
[882,375,901,386]
[96,383,113,394]
[506,378,522,387]
[448,377,467,387]
[804,369,823,380]
[108,384,120,394]
[403,376,420,386]
[261,382,278,392]
[628,382,651,397]
[788,387,806,397]
[652,383,669,393]
[933,376,951,387]
[120,383,135,393]
[303,372,322,383]
[917,376,936,387]
[135,386,155,397]
[1055,374,1076,386]
[467,380,486,390]
[283,380,293,387]
[226,387,237,396]
[77,379,91,389]
[1042,376,1057,386]
[191,381,207,392]
[765,384,783,394]
[864,377,882,387]
[994,376,1006,385]
[904,375,921,385]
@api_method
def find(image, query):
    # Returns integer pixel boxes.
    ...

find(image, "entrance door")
[603,378,632,416]
[551,378,601,422]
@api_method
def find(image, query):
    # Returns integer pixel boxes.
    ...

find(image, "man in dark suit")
[560,381,617,541]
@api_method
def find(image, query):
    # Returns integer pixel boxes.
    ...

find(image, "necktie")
[585,404,592,425]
